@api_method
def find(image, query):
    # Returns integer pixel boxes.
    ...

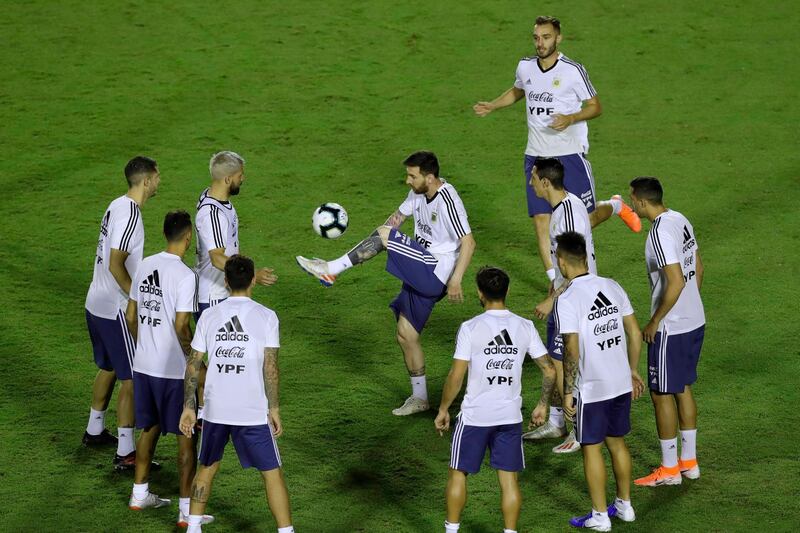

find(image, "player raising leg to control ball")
[296,151,476,416]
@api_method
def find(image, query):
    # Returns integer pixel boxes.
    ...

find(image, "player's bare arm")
[622,313,645,399]
[210,247,277,286]
[643,263,686,343]
[109,248,133,295]
[263,347,282,437]
[473,87,525,116]
[435,359,468,435]
[550,95,602,131]
[208,247,228,271]
[175,311,193,359]
[124,299,138,340]
[530,355,556,428]
[447,233,476,303]
[384,209,407,229]
[179,349,205,437]
[561,333,579,419]
[696,250,704,291]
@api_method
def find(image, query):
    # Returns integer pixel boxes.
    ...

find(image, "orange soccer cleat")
[634,464,682,487]
[612,194,642,233]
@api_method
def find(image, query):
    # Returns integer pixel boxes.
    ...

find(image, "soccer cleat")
[552,429,581,453]
[128,492,171,510]
[522,421,567,440]
[569,510,612,531]
[391,396,430,416]
[612,194,641,233]
[634,464,682,487]
[114,451,162,472]
[295,256,336,287]
[177,511,215,528]
[607,500,636,522]
[82,429,118,447]
[678,458,700,479]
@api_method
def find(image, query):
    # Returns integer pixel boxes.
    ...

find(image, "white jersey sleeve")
[525,320,548,359]
[650,222,680,268]
[176,270,199,313]
[264,309,280,348]
[439,186,471,239]
[398,190,414,217]
[554,294,579,334]
[197,205,229,251]
[514,61,525,90]
[109,200,142,253]
[568,60,596,101]
[453,324,472,361]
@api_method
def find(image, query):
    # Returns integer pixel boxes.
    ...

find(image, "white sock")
[504,530,518,533]
[187,515,203,533]
[86,408,106,435]
[680,429,697,460]
[132,482,149,500]
[609,197,623,215]
[277,527,295,533]
[444,521,460,532]
[614,497,632,508]
[328,254,353,275]
[179,497,190,517]
[411,375,428,401]
[197,406,205,420]
[548,406,564,428]
[117,428,135,456]
[592,509,610,522]
[660,437,679,467]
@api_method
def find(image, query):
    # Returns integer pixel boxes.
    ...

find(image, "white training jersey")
[85,195,144,319]
[195,188,239,304]
[129,252,199,380]
[454,309,548,427]
[514,53,597,157]
[191,296,279,426]
[645,210,705,334]
[398,181,472,283]
[551,192,597,288]
[554,273,634,403]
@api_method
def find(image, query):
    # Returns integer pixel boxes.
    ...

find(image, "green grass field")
[1,1,798,531]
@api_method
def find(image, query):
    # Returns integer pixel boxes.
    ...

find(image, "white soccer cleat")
[177,511,215,528]
[391,396,430,416]
[295,256,336,287]
[129,492,171,510]
[552,429,582,454]
[609,499,636,522]
[522,421,567,440]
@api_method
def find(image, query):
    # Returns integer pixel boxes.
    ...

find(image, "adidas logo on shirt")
[139,270,162,296]
[587,291,618,320]
[682,225,696,252]
[216,315,249,341]
[484,329,518,355]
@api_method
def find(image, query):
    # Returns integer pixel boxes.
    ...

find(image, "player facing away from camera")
[473,16,640,276]
[124,211,213,527]
[180,255,293,533]
[523,158,595,453]
[435,266,555,533]
[296,151,476,416]
[629,177,705,487]
[84,156,160,468]
[552,232,644,531]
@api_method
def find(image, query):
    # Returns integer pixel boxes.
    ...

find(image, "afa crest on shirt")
[552,77,561,87]
[431,212,438,223]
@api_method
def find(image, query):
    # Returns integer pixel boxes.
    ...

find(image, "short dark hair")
[476,266,510,301]
[534,157,564,190]
[225,255,255,291]
[163,210,192,242]
[403,151,439,178]
[124,156,158,187]
[555,231,587,264]
[629,176,664,205]
[535,16,561,33]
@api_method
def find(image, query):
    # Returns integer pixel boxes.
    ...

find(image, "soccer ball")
[312,203,348,239]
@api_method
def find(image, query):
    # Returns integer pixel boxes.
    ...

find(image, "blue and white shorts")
[85,309,134,380]
[450,415,524,474]
[575,392,631,445]
[199,421,282,471]
[133,372,183,435]
[524,153,597,216]
[648,325,705,394]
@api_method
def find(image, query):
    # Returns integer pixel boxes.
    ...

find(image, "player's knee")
[376,225,391,246]
[396,323,419,346]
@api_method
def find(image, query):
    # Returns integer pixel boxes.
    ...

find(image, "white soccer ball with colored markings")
[312,203,348,239]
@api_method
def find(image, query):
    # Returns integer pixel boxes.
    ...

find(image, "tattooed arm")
[384,210,407,229]
[529,355,556,428]
[179,349,205,437]
[561,333,580,420]
[263,347,283,436]
[175,312,193,359]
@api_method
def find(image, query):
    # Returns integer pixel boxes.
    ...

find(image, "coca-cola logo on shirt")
[485,358,515,370]
[593,318,619,336]
[215,346,246,358]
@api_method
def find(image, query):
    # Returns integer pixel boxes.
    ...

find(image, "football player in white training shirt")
[434,266,554,533]
[629,177,706,488]
[83,156,160,469]
[524,157,595,453]
[297,151,476,416]
[553,232,644,532]
[474,16,640,276]
[179,255,294,533]
[124,211,212,528]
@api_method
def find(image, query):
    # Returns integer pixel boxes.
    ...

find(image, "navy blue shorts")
[194,297,226,323]
[575,392,631,445]
[198,421,282,471]
[524,153,597,216]
[133,372,183,435]
[546,312,563,361]
[85,309,134,380]
[385,229,447,333]
[450,416,524,474]
[648,325,705,393]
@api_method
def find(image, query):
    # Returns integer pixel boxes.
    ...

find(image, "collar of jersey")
[158,251,181,259]
[537,52,561,73]
[484,309,511,314]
